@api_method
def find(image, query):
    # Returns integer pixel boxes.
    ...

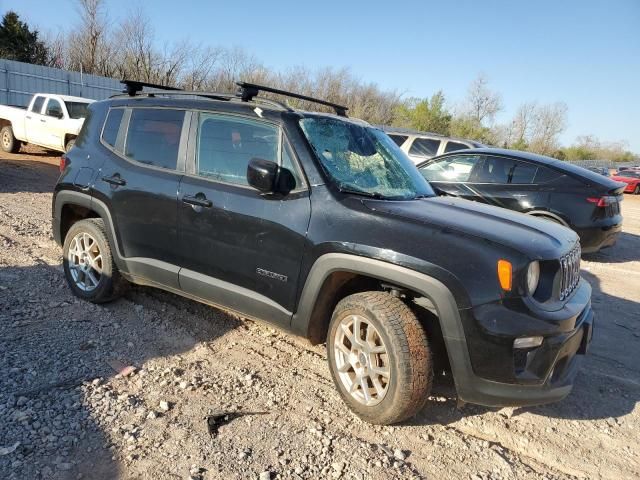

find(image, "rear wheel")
[1,125,21,153]
[62,218,127,303]
[327,292,432,424]
[634,185,640,195]
[65,138,76,152]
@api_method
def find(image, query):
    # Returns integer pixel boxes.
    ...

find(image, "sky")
[3,0,640,151]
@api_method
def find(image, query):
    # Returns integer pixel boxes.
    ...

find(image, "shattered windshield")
[299,117,434,200]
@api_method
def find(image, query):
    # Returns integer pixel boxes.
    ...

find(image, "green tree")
[393,91,452,134]
[0,11,49,65]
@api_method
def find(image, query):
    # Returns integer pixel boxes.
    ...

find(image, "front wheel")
[327,292,432,424]
[62,218,127,303]
[65,138,76,152]
[1,125,21,153]
[634,185,640,195]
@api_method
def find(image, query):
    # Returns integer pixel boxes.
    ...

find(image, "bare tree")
[68,0,111,75]
[463,74,503,125]
[528,102,568,155]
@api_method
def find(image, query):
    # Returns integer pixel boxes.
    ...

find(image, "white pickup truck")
[0,93,94,154]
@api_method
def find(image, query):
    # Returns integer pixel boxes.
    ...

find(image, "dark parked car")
[611,170,640,194]
[53,81,593,425]
[587,166,610,177]
[417,148,624,253]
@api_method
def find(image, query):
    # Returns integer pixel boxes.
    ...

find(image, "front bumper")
[450,281,594,407]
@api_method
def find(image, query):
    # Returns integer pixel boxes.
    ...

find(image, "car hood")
[363,196,578,259]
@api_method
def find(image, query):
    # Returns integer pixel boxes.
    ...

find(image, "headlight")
[526,261,540,295]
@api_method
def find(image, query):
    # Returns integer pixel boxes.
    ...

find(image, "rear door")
[92,106,188,288]
[467,155,541,212]
[177,112,311,327]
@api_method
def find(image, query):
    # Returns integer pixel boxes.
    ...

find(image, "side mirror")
[247,158,296,196]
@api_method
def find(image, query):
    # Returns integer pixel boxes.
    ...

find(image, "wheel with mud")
[327,291,432,424]
[65,138,76,152]
[1,125,21,153]
[634,184,640,195]
[62,218,127,303]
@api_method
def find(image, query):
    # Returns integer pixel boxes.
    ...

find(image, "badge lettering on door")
[256,268,288,282]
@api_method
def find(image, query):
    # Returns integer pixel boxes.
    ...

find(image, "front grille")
[559,244,581,300]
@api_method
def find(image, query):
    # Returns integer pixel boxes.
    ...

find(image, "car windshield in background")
[65,101,90,119]
[299,117,434,200]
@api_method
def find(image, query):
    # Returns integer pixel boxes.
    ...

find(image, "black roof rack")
[236,81,349,117]
[121,79,182,96]
[117,79,292,112]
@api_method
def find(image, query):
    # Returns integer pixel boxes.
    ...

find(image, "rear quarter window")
[534,166,565,183]
[101,108,125,149]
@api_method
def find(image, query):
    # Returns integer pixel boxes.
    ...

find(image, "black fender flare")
[526,210,569,227]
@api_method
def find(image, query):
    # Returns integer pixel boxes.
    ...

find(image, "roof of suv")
[378,125,485,147]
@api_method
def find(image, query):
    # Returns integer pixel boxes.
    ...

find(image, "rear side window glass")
[534,166,564,183]
[125,109,184,170]
[444,141,468,153]
[388,134,408,147]
[102,108,125,149]
[510,160,537,184]
[419,155,481,182]
[197,114,279,186]
[409,138,441,157]
[32,96,45,113]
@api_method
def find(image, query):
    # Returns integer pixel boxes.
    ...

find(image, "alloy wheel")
[67,232,103,292]
[333,314,390,406]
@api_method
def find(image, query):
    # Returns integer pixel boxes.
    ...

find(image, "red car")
[612,170,640,194]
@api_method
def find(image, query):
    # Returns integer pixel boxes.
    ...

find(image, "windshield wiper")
[337,184,386,199]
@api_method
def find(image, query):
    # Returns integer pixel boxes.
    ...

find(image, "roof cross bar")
[121,79,182,96]
[236,81,349,117]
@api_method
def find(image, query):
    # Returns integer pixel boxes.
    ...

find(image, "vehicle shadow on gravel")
[411,269,640,427]
[582,232,640,263]
[0,157,60,194]
[0,263,241,480]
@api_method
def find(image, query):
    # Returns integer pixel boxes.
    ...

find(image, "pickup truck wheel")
[327,292,432,424]
[1,126,21,153]
[65,138,75,152]
[62,218,127,303]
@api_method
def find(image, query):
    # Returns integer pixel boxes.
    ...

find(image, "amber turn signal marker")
[497,259,512,291]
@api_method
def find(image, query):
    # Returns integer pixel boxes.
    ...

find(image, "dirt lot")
[1,146,639,480]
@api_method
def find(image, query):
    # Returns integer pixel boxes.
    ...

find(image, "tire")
[65,138,76,153]
[62,218,127,303]
[634,185,640,195]
[327,291,432,425]
[1,125,21,153]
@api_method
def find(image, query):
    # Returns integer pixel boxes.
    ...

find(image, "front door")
[177,112,311,327]
[41,98,67,150]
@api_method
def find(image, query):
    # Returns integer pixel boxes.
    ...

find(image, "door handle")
[182,194,212,208]
[40,119,46,123]
[101,174,126,187]
[26,115,32,120]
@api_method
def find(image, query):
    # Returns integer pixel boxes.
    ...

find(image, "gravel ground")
[1,145,639,480]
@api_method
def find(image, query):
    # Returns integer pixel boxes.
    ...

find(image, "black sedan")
[417,148,624,253]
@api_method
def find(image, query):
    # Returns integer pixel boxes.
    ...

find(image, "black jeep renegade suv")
[52,81,594,425]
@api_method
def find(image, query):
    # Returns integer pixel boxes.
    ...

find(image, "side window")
[45,99,64,118]
[419,155,482,182]
[444,141,468,153]
[409,138,441,157]
[124,108,184,170]
[473,156,520,184]
[388,134,408,147]
[197,114,279,186]
[534,165,564,183]
[102,108,125,149]
[31,96,45,114]
[510,160,537,184]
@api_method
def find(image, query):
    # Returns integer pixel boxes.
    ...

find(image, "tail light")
[587,195,616,207]
[59,155,68,173]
